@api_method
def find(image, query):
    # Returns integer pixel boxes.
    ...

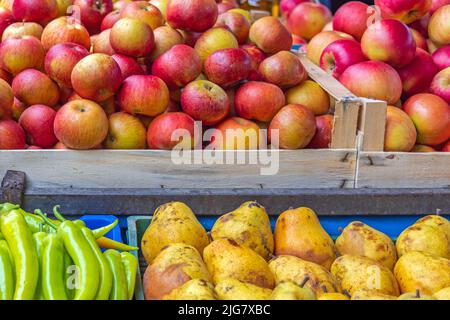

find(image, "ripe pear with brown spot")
[415,215,450,245]
[351,289,397,300]
[141,202,209,264]
[215,278,272,300]
[210,201,274,260]
[143,243,212,300]
[269,255,339,297]
[270,280,316,300]
[336,221,397,269]
[331,255,400,296]
[163,279,217,300]
[434,287,450,300]
[394,251,450,295]
[203,238,275,289]
[274,207,336,269]
[396,223,450,259]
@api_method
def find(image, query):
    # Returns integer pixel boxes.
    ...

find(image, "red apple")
[409,14,430,37]
[0,78,13,119]
[0,36,45,75]
[320,39,367,78]
[333,1,373,41]
[361,19,416,68]
[71,53,122,102]
[2,22,43,41]
[307,114,334,149]
[112,54,144,79]
[411,27,428,51]
[432,45,450,70]
[118,75,169,116]
[430,67,450,103]
[19,104,58,148]
[442,140,450,151]
[54,99,109,149]
[181,80,230,125]
[288,2,332,41]
[113,0,131,10]
[148,25,184,62]
[12,0,58,25]
[218,0,238,14]
[195,27,238,64]
[430,0,450,14]
[412,144,436,152]
[53,141,69,149]
[3,97,26,120]
[285,80,330,115]
[41,17,91,51]
[209,116,260,150]
[45,42,90,88]
[240,44,266,81]
[398,48,439,98]
[0,7,13,39]
[215,11,250,44]
[151,44,202,89]
[280,0,311,17]
[403,93,450,145]
[428,5,450,46]
[27,145,42,149]
[0,120,26,149]
[12,69,60,107]
[204,48,251,88]
[258,50,307,88]
[104,111,147,149]
[180,29,203,47]
[269,104,316,149]
[120,1,164,30]
[167,0,218,32]
[68,90,117,115]
[384,105,417,152]
[110,18,154,57]
[306,31,352,66]
[235,81,285,122]
[101,9,120,30]
[147,112,198,150]
[339,61,403,105]
[55,0,74,17]
[73,0,113,35]
[375,0,431,24]
[92,28,116,55]
[0,69,11,84]
[250,16,292,54]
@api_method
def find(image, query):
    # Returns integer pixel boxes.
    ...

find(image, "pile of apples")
[0,0,335,151]
[282,0,450,152]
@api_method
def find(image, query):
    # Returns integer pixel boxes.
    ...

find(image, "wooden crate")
[0,56,364,190]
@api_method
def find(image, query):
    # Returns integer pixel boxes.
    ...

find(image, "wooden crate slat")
[0,149,357,190]
[330,99,360,149]
[359,99,387,152]
[356,152,450,188]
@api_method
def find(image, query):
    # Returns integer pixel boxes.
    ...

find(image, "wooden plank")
[0,149,357,190]
[356,152,450,188]
[359,99,387,152]
[330,99,360,149]
[1,170,26,205]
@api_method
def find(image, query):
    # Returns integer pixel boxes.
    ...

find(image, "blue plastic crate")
[80,214,123,243]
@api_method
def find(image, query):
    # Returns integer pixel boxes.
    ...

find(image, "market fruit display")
[0,0,338,151]
[138,200,450,300]
[0,203,138,300]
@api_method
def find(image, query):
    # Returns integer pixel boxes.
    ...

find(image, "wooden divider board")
[0,150,357,190]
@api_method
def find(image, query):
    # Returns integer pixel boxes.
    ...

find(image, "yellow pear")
[336,221,397,269]
[269,255,339,297]
[394,251,450,295]
[396,223,450,259]
[351,289,397,300]
[433,287,450,300]
[331,255,400,296]
[415,215,450,244]
[210,201,274,260]
[163,279,217,300]
[143,243,212,300]
[270,280,316,300]
[318,293,349,300]
[397,290,436,300]
[141,202,209,264]
[203,238,275,289]
[274,207,336,270]
[215,278,272,300]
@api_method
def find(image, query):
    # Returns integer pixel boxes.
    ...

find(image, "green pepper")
[0,233,4,240]
[57,220,100,300]
[33,232,47,300]
[42,234,68,300]
[80,227,112,300]
[63,252,75,300]
[120,252,138,300]
[104,250,128,300]
[0,240,14,300]
[0,210,39,300]
[96,237,138,251]
[0,203,19,214]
